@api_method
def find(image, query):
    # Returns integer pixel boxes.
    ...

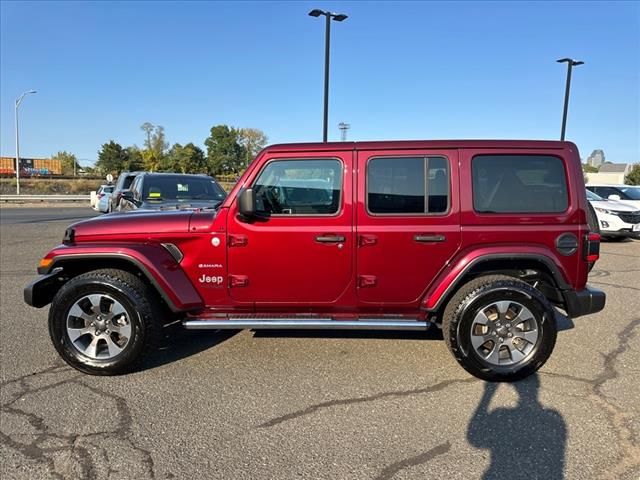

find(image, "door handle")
[316,235,346,243]
[414,234,446,243]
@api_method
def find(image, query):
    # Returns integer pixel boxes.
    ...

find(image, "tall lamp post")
[557,58,583,141]
[309,9,348,142]
[15,90,37,195]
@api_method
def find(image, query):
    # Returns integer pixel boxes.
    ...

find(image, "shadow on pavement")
[467,374,566,480]
[136,325,240,372]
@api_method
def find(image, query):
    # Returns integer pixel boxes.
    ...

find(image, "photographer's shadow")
[467,375,566,480]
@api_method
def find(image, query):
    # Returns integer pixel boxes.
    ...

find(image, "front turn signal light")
[38,258,53,270]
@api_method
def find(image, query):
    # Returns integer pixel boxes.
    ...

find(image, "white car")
[93,185,114,213]
[586,189,640,240]
[586,184,640,210]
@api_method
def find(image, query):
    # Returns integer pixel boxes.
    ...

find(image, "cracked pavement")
[1,206,639,479]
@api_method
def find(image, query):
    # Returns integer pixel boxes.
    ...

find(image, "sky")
[1,0,639,166]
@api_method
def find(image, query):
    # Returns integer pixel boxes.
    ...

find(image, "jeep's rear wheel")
[49,269,165,375]
[443,275,557,382]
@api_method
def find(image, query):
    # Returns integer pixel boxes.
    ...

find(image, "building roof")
[598,163,629,173]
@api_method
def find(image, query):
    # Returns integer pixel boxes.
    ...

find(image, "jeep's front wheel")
[49,269,165,375]
[443,275,557,382]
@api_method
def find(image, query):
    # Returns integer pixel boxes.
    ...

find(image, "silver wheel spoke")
[495,301,511,315]
[84,336,101,358]
[508,343,526,363]
[67,326,93,342]
[68,304,92,322]
[104,335,123,357]
[473,309,490,326]
[518,329,538,344]
[471,333,493,350]
[111,321,131,339]
[484,342,502,364]
[87,294,104,314]
[109,302,126,318]
[511,305,534,327]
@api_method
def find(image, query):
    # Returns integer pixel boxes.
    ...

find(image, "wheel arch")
[36,250,203,313]
[423,253,570,318]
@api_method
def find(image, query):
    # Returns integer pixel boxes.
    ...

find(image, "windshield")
[586,190,603,201]
[143,176,227,203]
[620,186,640,200]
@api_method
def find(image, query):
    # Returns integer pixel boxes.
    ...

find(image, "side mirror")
[608,194,621,201]
[238,188,256,217]
[121,190,135,203]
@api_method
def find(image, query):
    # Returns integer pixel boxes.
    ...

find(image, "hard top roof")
[264,139,575,153]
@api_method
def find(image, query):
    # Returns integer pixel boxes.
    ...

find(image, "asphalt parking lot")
[1,205,639,480]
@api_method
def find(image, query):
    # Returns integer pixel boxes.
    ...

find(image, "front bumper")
[24,269,65,308]
[563,285,606,319]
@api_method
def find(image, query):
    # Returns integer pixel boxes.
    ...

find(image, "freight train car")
[0,157,62,176]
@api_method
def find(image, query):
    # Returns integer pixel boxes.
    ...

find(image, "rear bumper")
[601,229,640,239]
[24,269,65,308]
[563,285,606,319]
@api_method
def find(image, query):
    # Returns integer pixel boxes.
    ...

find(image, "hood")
[70,210,197,242]
[139,200,222,211]
[588,199,639,213]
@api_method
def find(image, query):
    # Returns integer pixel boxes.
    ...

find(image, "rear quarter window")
[472,155,568,213]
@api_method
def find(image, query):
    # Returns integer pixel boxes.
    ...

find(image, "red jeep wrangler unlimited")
[25,140,605,381]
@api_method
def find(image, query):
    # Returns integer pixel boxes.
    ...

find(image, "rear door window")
[472,155,568,213]
[367,156,450,214]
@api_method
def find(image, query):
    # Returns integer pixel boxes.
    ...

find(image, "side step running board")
[182,319,431,331]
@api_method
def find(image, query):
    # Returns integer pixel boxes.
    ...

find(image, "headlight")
[594,207,618,215]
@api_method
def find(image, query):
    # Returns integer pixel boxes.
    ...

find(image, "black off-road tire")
[49,269,166,375]
[442,275,557,382]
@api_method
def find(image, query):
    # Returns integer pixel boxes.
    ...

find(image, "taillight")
[584,232,600,263]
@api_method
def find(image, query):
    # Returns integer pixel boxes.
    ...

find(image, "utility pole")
[557,58,584,141]
[339,122,350,142]
[308,9,348,142]
[15,90,37,195]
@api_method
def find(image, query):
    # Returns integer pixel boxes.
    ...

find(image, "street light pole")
[557,58,583,141]
[309,9,348,142]
[15,90,37,195]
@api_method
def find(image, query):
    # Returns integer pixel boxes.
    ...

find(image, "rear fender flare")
[422,249,571,312]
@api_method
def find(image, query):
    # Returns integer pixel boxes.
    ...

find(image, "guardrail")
[0,194,90,202]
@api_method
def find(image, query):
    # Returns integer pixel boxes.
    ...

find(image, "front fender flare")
[35,244,203,312]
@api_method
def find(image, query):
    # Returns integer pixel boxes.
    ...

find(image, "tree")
[165,143,208,173]
[124,146,145,172]
[625,163,640,185]
[238,128,268,168]
[141,122,154,150]
[204,125,246,174]
[140,122,168,171]
[582,164,598,173]
[96,141,128,175]
[51,151,80,176]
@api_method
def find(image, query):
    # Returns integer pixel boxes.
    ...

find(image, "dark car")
[108,171,143,212]
[118,173,227,211]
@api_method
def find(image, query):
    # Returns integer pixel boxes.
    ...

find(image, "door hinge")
[229,275,249,287]
[358,275,377,288]
[228,234,248,247]
[359,234,377,247]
